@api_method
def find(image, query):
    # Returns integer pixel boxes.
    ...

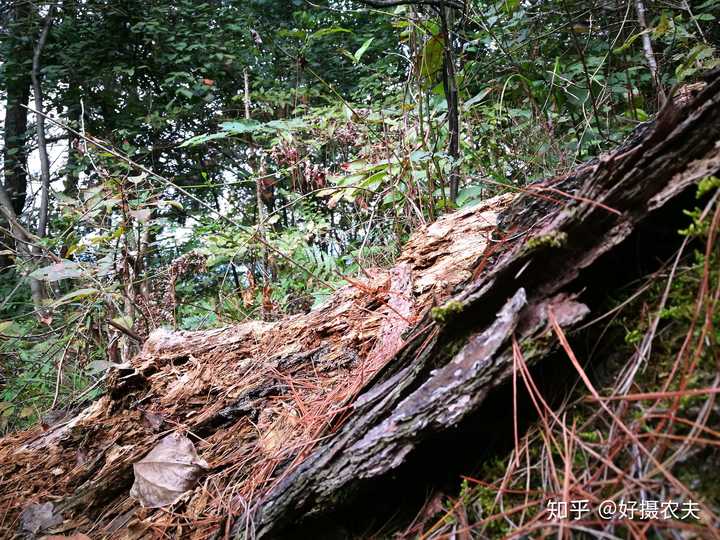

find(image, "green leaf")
[220,119,262,133]
[457,185,484,206]
[463,87,492,110]
[419,34,444,81]
[179,132,231,147]
[158,199,184,210]
[613,30,651,54]
[503,0,521,15]
[263,118,308,132]
[0,402,15,417]
[354,37,374,63]
[358,170,386,191]
[19,406,34,418]
[309,27,352,40]
[653,12,669,38]
[112,316,134,332]
[53,288,101,307]
[176,87,194,99]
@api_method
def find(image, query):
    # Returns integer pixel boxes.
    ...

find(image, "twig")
[107,318,142,342]
[50,338,73,410]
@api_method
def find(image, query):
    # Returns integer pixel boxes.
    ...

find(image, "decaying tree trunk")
[1,70,719,539]
[247,69,720,538]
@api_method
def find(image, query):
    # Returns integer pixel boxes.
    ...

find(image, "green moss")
[525,231,568,250]
[520,333,553,360]
[697,175,720,198]
[431,300,465,324]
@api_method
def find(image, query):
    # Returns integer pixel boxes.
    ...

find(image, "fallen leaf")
[130,433,208,508]
[20,502,63,534]
[30,260,85,282]
[141,411,164,431]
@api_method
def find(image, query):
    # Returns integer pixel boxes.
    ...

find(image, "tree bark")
[1,2,33,271]
[440,5,460,203]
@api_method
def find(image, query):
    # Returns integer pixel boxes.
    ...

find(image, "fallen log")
[247,70,720,538]
[1,69,718,539]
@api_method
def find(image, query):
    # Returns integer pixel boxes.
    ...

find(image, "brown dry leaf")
[20,502,63,534]
[129,433,208,508]
[141,411,164,432]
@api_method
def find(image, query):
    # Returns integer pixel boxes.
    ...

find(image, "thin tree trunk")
[1,3,33,271]
[440,6,460,204]
[634,0,665,103]
[31,7,55,239]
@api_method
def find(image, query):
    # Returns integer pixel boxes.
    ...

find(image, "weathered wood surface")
[0,187,514,537]
[0,69,718,539]
[244,69,720,537]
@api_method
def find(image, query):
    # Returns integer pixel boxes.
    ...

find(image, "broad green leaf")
[419,34,444,81]
[457,185,484,206]
[179,132,232,147]
[220,119,262,133]
[176,87,194,99]
[264,118,307,132]
[158,200,184,210]
[358,170,386,191]
[19,406,34,418]
[463,87,492,110]
[0,402,14,417]
[653,12,669,38]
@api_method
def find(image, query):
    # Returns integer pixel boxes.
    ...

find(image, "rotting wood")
[0,70,718,539]
[0,190,513,538]
[241,69,720,538]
